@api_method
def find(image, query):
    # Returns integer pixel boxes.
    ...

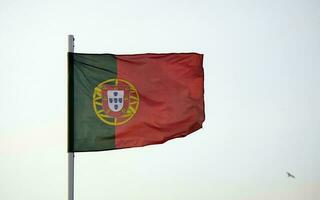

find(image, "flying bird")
[286,172,295,178]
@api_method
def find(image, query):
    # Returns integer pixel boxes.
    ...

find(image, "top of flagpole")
[68,35,74,53]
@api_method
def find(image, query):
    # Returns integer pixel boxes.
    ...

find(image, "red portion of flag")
[115,53,204,149]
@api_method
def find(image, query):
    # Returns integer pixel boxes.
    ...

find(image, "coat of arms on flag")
[93,78,139,126]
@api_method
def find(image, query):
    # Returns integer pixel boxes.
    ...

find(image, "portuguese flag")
[68,53,204,152]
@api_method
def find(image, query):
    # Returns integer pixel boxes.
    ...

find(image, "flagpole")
[68,34,75,200]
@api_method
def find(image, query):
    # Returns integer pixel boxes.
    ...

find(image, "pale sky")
[0,0,319,200]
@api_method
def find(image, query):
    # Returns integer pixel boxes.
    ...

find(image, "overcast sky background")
[0,0,319,200]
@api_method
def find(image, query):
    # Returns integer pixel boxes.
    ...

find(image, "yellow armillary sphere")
[93,78,139,126]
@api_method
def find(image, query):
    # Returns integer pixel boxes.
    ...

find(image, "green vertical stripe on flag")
[72,53,117,152]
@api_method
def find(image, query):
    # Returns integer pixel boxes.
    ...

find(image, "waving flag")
[68,53,204,152]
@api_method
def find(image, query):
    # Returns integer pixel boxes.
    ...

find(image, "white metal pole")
[68,34,75,200]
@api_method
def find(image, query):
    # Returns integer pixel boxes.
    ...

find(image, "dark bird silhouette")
[287,172,295,178]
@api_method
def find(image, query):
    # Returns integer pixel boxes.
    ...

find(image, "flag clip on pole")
[68,34,75,200]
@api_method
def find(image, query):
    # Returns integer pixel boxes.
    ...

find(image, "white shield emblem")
[107,90,124,112]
